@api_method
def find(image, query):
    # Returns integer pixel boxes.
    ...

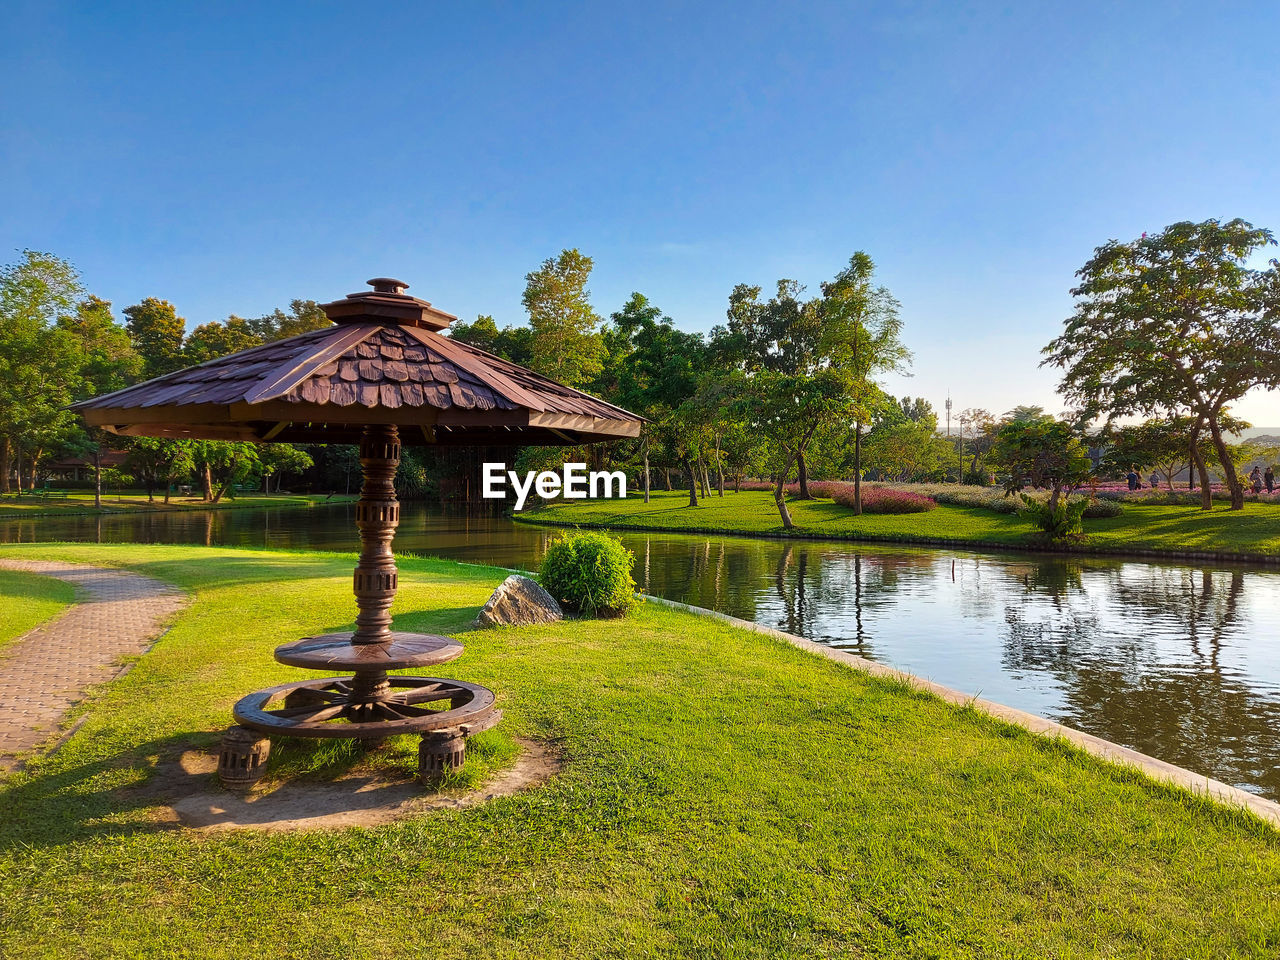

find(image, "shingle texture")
[74,322,641,439]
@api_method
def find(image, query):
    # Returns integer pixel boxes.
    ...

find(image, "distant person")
[1266,465,1276,494]
[1127,469,1140,491]
[1251,466,1264,494]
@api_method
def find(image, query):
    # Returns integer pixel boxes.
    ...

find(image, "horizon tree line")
[2,216,1277,514]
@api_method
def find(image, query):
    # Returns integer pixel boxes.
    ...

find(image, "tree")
[0,251,85,492]
[709,254,907,511]
[124,297,186,378]
[897,396,937,428]
[715,280,827,496]
[1098,415,1244,488]
[522,249,605,388]
[1004,404,1048,424]
[251,299,331,341]
[258,443,314,492]
[863,421,950,481]
[992,417,1094,538]
[732,368,855,528]
[1043,218,1280,510]
[819,253,910,513]
[957,407,997,482]
[718,279,823,376]
[192,440,258,502]
[125,437,195,502]
[607,293,706,503]
[450,315,535,365]
[59,295,143,506]
[448,314,501,354]
[992,417,1092,508]
[183,315,261,364]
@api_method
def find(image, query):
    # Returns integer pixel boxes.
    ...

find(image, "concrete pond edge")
[643,593,1280,829]
[466,560,1280,828]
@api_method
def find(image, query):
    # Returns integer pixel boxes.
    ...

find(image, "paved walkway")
[0,559,187,770]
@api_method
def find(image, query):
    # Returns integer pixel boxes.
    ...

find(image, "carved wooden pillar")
[346,424,401,713]
[353,424,401,645]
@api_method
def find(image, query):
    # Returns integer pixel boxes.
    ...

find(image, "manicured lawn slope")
[1,544,1278,957]
[521,489,1280,558]
[0,492,354,518]
[0,569,76,650]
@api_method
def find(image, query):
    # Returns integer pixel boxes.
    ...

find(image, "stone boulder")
[474,574,563,628]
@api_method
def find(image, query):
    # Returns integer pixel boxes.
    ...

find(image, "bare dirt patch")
[144,738,559,832]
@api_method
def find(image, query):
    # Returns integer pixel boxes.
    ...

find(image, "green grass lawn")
[0,491,355,518]
[0,544,1279,957]
[520,489,1280,559]
[0,569,77,650]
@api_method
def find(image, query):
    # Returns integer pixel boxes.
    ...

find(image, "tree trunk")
[797,450,812,499]
[685,457,699,507]
[0,436,9,494]
[642,442,650,503]
[212,458,239,505]
[716,437,725,497]
[24,447,40,491]
[1189,423,1212,510]
[201,463,214,502]
[1203,417,1244,514]
[1206,413,1244,510]
[700,459,710,500]
[774,456,795,529]
[663,468,671,492]
[853,421,863,516]
[93,449,102,509]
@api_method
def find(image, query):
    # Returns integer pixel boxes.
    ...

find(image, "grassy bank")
[519,489,1280,560]
[0,569,76,650]
[1,544,1279,956]
[0,492,355,519]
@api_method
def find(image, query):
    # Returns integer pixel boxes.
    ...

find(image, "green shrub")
[1081,497,1123,518]
[1019,494,1090,540]
[926,484,1122,519]
[539,531,638,617]
[929,487,1021,513]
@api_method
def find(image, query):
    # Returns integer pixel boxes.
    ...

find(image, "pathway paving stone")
[0,559,187,770]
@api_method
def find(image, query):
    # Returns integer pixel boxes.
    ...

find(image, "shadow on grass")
[0,730,229,847]
[0,570,77,608]
[1092,508,1280,550]
[0,726,513,848]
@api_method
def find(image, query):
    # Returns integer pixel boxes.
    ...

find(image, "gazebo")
[74,278,642,786]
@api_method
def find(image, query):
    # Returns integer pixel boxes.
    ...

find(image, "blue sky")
[4,1,1279,423]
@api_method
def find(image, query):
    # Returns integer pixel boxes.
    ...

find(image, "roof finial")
[367,278,409,295]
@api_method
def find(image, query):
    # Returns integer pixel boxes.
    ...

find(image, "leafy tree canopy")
[1043,218,1280,508]
[124,297,186,378]
[522,248,604,388]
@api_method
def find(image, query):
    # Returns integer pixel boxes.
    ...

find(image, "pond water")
[6,501,1280,800]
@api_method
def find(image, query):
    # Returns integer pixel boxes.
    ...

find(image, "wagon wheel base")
[231,675,500,739]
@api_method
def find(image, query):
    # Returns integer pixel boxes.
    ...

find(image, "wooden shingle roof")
[74,279,643,446]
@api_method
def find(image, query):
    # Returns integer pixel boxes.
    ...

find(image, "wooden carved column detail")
[353,424,401,646]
